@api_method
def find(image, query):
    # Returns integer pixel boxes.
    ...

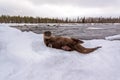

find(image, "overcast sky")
[0,0,120,18]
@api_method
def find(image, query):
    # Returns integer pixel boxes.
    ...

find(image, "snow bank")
[105,34,120,40]
[0,25,120,80]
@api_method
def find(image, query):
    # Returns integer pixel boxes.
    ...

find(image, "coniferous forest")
[0,15,120,23]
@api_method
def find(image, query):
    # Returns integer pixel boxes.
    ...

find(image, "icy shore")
[0,25,120,80]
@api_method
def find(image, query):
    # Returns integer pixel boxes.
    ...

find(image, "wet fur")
[43,31,101,54]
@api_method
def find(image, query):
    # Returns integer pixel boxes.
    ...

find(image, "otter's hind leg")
[62,46,73,51]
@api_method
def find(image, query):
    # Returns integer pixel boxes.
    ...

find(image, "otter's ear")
[71,38,84,44]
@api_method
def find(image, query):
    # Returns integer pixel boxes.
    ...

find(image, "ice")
[87,27,104,30]
[0,24,120,80]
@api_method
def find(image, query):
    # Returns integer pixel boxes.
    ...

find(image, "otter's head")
[44,31,52,39]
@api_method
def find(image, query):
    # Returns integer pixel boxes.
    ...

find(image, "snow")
[105,34,120,40]
[0,24,120,80]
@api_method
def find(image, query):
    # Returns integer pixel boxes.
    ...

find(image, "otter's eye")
[46,34,51,36]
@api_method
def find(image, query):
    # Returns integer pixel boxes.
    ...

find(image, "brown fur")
[43,31,101,54]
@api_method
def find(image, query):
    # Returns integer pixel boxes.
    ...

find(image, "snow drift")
[105,34,120,40]
[0,25,120,80]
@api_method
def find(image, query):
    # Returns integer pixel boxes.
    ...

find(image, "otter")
[43,31,101,54]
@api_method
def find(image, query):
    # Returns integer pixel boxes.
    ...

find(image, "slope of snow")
[0,25,120,80]
[105,34,120,40]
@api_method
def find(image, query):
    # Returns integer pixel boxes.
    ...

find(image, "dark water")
[10,23,120,40]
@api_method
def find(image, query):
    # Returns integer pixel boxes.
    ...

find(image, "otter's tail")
[74,44,101,54]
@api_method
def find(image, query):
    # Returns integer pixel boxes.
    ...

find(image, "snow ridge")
[0,25,120,80]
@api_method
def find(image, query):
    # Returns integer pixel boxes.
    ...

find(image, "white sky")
[0,0,120,18]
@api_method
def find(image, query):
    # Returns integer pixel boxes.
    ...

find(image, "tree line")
[0,15,120,23]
